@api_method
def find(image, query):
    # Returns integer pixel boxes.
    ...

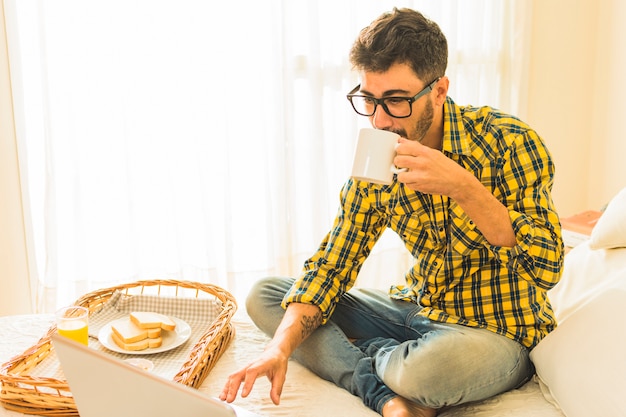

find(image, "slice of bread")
[147,337,162,348]
[147,327,162,338]
[111,332,162,351]
[109,315,167,351]
[130,312,176,331]
[111,319,149,344]
[111,318,162,343]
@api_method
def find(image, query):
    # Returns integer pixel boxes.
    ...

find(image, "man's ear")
[434,76,450,105]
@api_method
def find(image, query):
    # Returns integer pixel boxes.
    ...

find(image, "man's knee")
[378,327,532,408]
[245,276,293,334]
[378,338,454,407]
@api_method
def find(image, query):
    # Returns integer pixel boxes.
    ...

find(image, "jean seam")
[404,308,429,339]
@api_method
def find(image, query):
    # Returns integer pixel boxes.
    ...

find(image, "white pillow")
[548,241,626,322]
[589,187,626,249]
[530,289,626,417]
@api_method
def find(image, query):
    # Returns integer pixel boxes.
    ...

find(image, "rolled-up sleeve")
[282,180,388,322]
[486,129,564,290]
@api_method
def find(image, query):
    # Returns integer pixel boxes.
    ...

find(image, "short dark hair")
[349,8,448,83]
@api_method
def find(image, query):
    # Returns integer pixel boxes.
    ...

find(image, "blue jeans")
[246,277,534,414]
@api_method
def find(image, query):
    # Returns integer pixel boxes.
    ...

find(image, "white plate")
[98,316,191,355]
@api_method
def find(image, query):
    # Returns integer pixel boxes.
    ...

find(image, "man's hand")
[220,345,289,405]
[220,302,322,406]
[394,138,473,198]
[394,138,516,247]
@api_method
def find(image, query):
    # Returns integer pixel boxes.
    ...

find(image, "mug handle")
[391,142,407,174]
[390,165,407,174]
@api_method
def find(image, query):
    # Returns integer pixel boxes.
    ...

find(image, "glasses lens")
[350,96,376,116]
[382,98,412,118]
[349,96,412,118]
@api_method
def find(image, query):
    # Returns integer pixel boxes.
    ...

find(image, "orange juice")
[56,306,89,345]
[57,320,89,345]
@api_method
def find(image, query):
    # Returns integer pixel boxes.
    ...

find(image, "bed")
[1,189,624,417]
[0,313,563,417]
[199,315,562,417]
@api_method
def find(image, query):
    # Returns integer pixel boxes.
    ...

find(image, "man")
[221,8,563,417]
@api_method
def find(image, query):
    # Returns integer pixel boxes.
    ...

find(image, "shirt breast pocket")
[449,209,486,257]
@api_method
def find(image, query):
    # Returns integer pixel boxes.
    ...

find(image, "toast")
[110,312,175,351]
[111,319,151,344]
[111,332,162,351]
[130,312,176,331]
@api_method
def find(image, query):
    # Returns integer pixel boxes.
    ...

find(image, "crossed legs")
[246,277,533,415]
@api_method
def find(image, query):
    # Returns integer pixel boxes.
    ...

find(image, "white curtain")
[4,0,532,313]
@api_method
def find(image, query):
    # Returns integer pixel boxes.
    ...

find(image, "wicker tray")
[0,279,237,416]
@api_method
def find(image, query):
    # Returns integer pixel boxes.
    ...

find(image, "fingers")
[395,137,422,152]
[269,370,286,405]
[393,143,421,173]
[394,139,413,173]
[393,140,439,191]
[221,365,265,403]
[220,361,287,406]
[220,370,246,403]
[240,369,259,399]
[395,138,425,165]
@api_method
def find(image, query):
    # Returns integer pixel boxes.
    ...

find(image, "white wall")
[589,0,626,207]
[527,0,626,215]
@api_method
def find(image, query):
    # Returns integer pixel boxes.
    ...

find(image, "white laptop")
[52,334,260,417]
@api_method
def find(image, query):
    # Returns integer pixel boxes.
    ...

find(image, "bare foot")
[381,396,436,417]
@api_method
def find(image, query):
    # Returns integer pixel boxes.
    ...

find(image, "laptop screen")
[52,334,252,417]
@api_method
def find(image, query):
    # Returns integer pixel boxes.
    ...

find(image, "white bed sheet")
[0,314,565,417]
[198,313,566,417]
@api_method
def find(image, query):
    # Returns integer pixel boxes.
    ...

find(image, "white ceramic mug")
[350,128,405,185]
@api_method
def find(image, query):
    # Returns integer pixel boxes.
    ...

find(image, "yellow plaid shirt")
[283,97,564,348]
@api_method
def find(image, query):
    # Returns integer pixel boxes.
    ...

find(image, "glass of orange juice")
[56,306,89,345]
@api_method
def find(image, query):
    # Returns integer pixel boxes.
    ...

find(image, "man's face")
[358,63,439,145]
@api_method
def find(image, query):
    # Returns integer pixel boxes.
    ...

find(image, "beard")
[390,97,434,143]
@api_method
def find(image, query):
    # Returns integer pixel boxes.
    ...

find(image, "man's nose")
[371,105,394,130]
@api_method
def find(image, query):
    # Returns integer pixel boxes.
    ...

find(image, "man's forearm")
[266,302,322,359]
[452,174,516,248]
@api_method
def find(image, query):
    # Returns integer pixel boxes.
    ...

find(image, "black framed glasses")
[346,77,441,118]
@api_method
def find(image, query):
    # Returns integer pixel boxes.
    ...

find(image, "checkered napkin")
[39,291,224,382]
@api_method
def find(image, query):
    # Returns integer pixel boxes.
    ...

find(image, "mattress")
[0,313,564,417]
[199,313,566,417]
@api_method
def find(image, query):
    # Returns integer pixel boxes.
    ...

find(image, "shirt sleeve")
[486,129,564,290]
[281,180,388,322]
